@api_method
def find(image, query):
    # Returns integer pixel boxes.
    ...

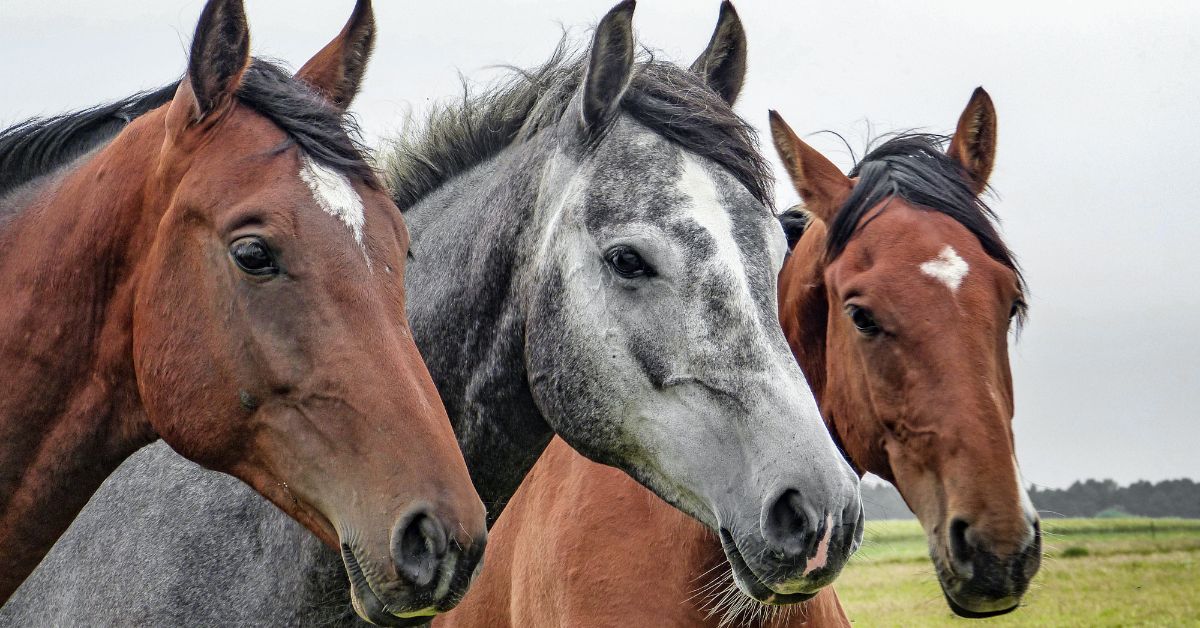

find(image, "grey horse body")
[1,443,357,626]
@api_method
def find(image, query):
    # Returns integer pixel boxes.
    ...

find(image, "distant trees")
[861,482,917,520]
[861,478,1200,520]
[1029,478,1200,519]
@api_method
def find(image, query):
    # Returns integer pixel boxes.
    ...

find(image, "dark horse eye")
[605,245,653,279]
[230,237,278,277]
[1010,299,1026,320]
[847,305,881,337]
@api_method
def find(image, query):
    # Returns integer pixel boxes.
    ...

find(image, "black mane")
[0,59,375,199]
[778,204,811,250]
[824,133,1026,312]
[0,84,176,197]
[236,61,376,186]
[382,41,771,211]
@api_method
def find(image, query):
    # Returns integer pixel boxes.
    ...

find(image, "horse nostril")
[764,489,815,557]
[949,516,975,565]
[392,511,448,589]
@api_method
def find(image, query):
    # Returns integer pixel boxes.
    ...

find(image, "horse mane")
[0,59,376,200]
[236,60,377,187]
[381,39,772,211]
[778,205,811,250]
[824,132,1027,320]
[0,84,177,198]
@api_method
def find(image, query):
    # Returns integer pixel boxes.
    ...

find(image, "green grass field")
[835,518,1200,627]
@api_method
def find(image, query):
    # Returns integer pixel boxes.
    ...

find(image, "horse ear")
[769,110,852,223]
[689,1,747,105]
[184,0,251,122]
[296,0,376,111]
[581,0,637,135]
[947,87,997,195]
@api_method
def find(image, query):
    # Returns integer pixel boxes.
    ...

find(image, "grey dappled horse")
[3,2,862,625]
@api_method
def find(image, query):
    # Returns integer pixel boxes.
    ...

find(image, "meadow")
[835,518,1200,627]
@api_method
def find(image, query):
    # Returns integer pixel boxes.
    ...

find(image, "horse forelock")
[381,36,772,213]
[827,132,1027,324]
[234,60,377,188]
[0,58,375,214]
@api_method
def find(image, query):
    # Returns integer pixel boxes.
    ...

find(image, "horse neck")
[0,113,165,597]
[404,138,561,525]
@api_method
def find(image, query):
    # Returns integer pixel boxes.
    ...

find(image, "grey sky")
[3,1,1197,489]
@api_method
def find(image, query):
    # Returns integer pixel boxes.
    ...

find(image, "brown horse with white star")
[0,1,486,622]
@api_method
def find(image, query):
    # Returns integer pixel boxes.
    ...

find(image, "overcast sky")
[3,1,1197,489]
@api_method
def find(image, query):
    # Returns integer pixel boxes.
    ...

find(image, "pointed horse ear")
[177,0,251,124]
[580,0,637,136]
[296,0,376,111]
[690,1,747,105]
[769,110,852,223]
[947,87,997,195]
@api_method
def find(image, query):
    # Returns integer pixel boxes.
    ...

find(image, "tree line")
[860,478,1200,520]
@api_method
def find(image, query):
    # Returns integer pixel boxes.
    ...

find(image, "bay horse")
[2,2,863,625]
[435,89,1042,626]
[0,1,488,624]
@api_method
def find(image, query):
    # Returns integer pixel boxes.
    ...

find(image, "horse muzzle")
[718,487,864,605]
[340,507,487,626]
[935,517,1042,617]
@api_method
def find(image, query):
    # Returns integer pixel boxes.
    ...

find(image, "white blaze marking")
[299,155,370,266]
[920,245,969,292]
[679,154,753,308]
[1014,456,1038,534]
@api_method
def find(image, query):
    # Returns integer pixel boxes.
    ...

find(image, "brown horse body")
[436,438,850,628]
[439,90,1040,626]
[0,1,486,622]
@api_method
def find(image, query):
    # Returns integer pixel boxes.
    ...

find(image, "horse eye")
[230,237,278,277]
[605,245,654,279]
[1010,299,1026,320]
[847,305,881,337]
